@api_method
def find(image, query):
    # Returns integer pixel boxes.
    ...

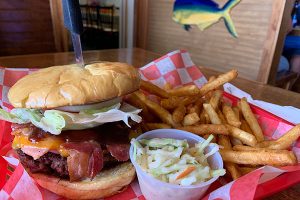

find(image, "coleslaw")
[131,135,225,186]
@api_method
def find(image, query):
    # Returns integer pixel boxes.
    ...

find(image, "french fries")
[240,98,264,142]
[132,69,299,181]
[198,69,238,97]
[135,91,178,127]
[161,96,197,110]
[218,135,241,180]
[169,85,200,96]
[161,96,181,110]
[140,80,169,98]
[220,149,297,166]
[227,106,243,147]
[222,104,241,128]
[179,124,229,136]
[255,140,272,148]
[257,124,300,150]
[231,137,243,146]
[205,76,217,99]
[163,82,173,91]
[233,145,266,151]
[240,119,253,135]
[189,98,203,115]
[232,107,240,121]
[232,145,292,154]
[199,111,206,124]
[172,105,186,124]
[183,113,200,126]
[203,103,222,125]
[217,110,227,124]
[209,90,222,110]
[208,76,216,82]
[226,125,257,147]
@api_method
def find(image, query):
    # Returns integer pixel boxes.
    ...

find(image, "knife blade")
[62,0,84,67]
[71,33,84,67]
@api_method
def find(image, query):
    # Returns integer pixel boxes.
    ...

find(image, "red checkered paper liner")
[1,50,300,200]
[0,68,38,111]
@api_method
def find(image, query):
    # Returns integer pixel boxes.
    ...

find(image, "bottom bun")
[30,162,136,200]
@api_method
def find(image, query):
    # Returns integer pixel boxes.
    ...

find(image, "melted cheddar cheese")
[12,135,69,157]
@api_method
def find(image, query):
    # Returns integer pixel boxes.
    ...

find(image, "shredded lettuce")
[0,103,142,135]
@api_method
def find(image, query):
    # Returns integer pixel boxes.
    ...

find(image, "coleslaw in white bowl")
[129,129,225,200]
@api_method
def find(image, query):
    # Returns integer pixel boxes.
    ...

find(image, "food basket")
[1,50,300,200]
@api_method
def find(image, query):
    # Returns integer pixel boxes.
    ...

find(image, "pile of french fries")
[126,69,299,180]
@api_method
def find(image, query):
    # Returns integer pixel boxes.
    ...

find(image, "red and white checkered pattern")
[1,50,300,200]
[140,50,207,88]
[0,68,37,111]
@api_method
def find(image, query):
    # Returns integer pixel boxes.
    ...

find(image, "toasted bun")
[8,62,140,109]
[30,162,136,200]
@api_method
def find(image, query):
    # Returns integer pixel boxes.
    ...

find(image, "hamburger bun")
[30,162,136,200]
[8,62,140,109]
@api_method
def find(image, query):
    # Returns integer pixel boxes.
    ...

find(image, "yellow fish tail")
[222,0,240,38]
[223,12,238,38]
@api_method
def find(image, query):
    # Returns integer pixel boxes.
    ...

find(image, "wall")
[144,0,280,81]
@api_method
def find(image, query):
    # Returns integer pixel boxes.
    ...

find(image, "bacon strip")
[106,144,129,161]
[62,142,103,181]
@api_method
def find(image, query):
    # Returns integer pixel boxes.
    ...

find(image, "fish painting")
[173,0,241,37]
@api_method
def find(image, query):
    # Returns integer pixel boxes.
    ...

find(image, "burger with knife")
[0,62,142,199]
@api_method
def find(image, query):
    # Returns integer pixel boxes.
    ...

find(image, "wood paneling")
[142,0,286,82]
[0,0,57,56]
[0,0,50,9]
[49,0,69,52]
[136,0,149,49]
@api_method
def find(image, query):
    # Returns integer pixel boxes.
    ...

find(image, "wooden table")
[0,48,299,199]
[1,48,299,109]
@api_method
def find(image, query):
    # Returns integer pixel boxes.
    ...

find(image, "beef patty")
[16,148,121,179]
[17,149,69,178]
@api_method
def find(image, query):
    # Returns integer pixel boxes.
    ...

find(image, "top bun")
[8,62,140,109]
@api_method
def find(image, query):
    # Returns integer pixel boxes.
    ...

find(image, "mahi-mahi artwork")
[172,0,241,38]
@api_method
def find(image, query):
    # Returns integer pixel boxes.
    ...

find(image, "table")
[1,48,300,109]
[0,48,299,199]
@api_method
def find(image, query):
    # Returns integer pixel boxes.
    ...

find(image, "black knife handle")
[62,0,83,34]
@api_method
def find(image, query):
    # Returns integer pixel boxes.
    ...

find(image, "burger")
[0,62,142,199]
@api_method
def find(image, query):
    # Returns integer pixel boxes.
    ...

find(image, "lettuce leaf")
[80,103,121,115]
[0,109,28,124]
[0,103,142,135]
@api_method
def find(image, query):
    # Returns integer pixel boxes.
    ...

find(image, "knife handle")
[62,0,83,34]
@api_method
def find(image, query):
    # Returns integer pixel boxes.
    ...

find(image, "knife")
[62,0,84,67]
